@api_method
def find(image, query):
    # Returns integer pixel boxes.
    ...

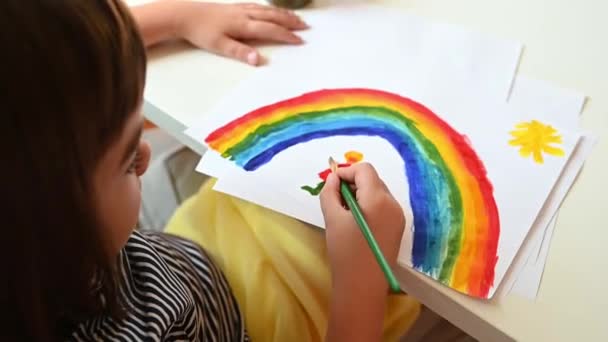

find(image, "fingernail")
[295,15,307,25]
[246,51,258,66]
[291,35,304,44]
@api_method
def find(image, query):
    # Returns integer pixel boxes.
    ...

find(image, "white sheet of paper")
[508,215,558,299]
[494,76,587,299]
[186,47,579,299]
[203,74,588,298]
[185,4,522,146]
[505,135,597,299]
[284,4,523,102]
[508,76,585,129]
[207,72,592,300]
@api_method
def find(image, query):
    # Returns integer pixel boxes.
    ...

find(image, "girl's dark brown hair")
[0,1,146,340]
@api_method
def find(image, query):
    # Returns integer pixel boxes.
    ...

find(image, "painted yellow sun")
[509,120,565,164]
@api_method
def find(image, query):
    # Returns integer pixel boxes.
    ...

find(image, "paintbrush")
[328,157,402,293]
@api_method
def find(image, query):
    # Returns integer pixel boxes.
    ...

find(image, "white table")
[134,0,608,340]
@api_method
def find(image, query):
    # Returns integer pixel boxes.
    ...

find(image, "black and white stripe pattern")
[69,231,248,341]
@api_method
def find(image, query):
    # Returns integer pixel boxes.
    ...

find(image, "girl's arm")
[326,281,388,341]
[130,1,307,65]
[129,1,179,47]
[320,164,406,341]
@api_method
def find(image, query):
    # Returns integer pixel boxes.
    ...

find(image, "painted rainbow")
[205,88,500,298]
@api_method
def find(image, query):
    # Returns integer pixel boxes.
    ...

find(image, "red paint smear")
[318,163,351,181]
[205,88,500,297]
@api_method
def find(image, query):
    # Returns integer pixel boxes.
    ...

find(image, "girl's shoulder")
[69,231,248,341]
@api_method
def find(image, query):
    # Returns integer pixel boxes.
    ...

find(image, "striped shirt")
[69,231,248,341]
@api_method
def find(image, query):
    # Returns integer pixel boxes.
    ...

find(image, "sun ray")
[509,120,565,164]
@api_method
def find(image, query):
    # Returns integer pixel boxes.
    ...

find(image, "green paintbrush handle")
[339,181,402,294]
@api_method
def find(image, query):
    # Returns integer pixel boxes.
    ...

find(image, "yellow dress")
[166,179,420,341]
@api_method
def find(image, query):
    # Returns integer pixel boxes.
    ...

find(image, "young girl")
[1,1,418,341]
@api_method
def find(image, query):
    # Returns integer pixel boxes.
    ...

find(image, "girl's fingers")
[214,36,260,65]
[320,174,348,217]
[241,20,303,44]
[247,7,308,30]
